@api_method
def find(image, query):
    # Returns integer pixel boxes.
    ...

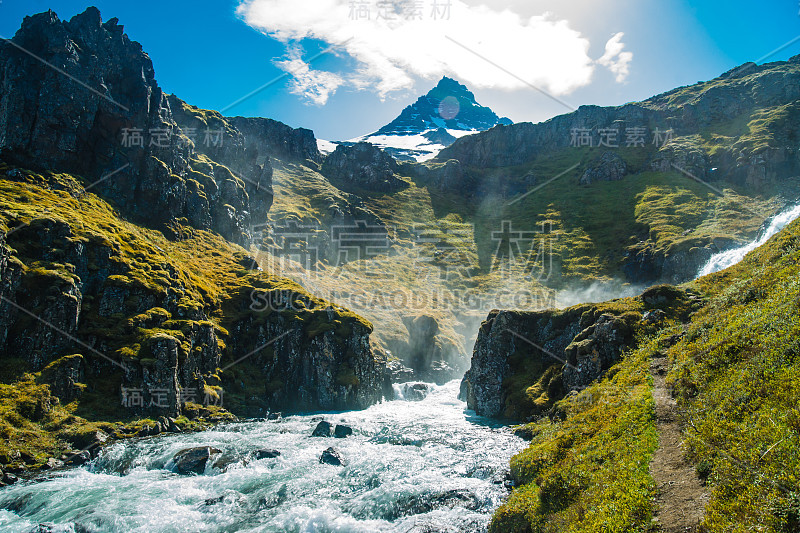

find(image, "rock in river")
[172,446,222,475]
[319,447,347,466]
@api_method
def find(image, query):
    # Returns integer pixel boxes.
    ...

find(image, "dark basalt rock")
[253,448,281,459]
[39,354,86,404]
[63,450,91,466]
[311,420,332,437]
[386,360,415,383]
[0,8,267,244]
[229,116,321,163]
[225,295,389,413]
[321,142,407,192]
[172,446,222,475]
[333,424,353,438]
[461,306,636,419]
[401,383,429,401]
[562,314,634,390]
[319,447,346,466]
[579,151,627,185]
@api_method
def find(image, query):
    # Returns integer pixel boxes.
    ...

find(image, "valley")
[0,5,799,533]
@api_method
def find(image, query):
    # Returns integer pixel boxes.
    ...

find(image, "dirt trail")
[649,354,709,532]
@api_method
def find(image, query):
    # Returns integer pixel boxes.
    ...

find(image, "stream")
[0,380,524,533]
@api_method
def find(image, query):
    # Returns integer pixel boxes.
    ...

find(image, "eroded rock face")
[460,306,637,420]
[321,142,407,192]
[0,8,267,244]
[225,291,389,414]
[562,314,633,390]
[229,116,321,163]
[579,151,627,185]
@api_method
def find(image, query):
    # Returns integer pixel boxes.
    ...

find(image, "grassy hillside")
[0,164,368,470]
[489,215,800,531]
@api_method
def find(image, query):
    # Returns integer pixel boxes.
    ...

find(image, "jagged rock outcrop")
[460,305,637,420]
[321,142,407,192]
[224,288,389,415]
[406,159,467,192]
[437,104,659,168]
[423,128,458,146]
[166,95,274,229]
[0,8,265,244]
[229,116,321,163]
[579,151,627,185]
[561,314,633,389]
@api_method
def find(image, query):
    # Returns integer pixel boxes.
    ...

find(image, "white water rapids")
[698,202,800,277]
[0,381,524,533]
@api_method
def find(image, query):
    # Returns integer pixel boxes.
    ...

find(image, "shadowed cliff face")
[0,8,315,246]
[461,285,700,421]
[0,170,388,431]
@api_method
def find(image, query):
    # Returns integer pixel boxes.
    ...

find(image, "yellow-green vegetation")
[663,217,800,531]
[491,215,800,531]
[488,285,702,530]
[267,160,556,360]
[0,164,369,469]
[492,345,658,532]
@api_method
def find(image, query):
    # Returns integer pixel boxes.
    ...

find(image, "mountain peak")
[348,77,512,161]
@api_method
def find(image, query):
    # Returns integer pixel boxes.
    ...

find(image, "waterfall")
[698,203,800,277]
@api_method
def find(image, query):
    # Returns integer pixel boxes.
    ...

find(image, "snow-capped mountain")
[319,77,512,162]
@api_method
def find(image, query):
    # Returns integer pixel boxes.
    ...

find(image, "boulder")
[401,383,430,401]
[333,425,353,438]
[63,450,91,466]
[319,447,347,466]
[253,448,281,459]
[171,446,222,475]
[643,309,666,324]
[311,420,332,437]
[44,458,64,470]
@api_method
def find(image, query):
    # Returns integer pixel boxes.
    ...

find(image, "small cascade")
[698,203,800,277]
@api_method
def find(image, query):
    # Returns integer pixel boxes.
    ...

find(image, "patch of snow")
[317,139,338,155]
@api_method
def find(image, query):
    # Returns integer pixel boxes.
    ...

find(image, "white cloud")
[237,0,632,104]
[275,47,345,105]
[597,32,633,83]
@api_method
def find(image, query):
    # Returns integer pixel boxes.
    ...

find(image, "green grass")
[492,217,800,531]
[664,217,800,532]
[492,343,658,532]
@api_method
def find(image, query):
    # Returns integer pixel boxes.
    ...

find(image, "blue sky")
[1,1,799,141]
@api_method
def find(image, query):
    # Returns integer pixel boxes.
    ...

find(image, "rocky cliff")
[0,169,388,424]
[0,8,319,247]
[461,285,699,420]
[321,142,407,192]
[0,8,389,473]
[424,57,800,285]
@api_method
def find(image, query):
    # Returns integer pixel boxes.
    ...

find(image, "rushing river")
[0,380,524,533]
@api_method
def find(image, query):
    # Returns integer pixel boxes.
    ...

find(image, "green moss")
[335,366,360,387]
[663,217,800,531]
[492,344,658,532]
